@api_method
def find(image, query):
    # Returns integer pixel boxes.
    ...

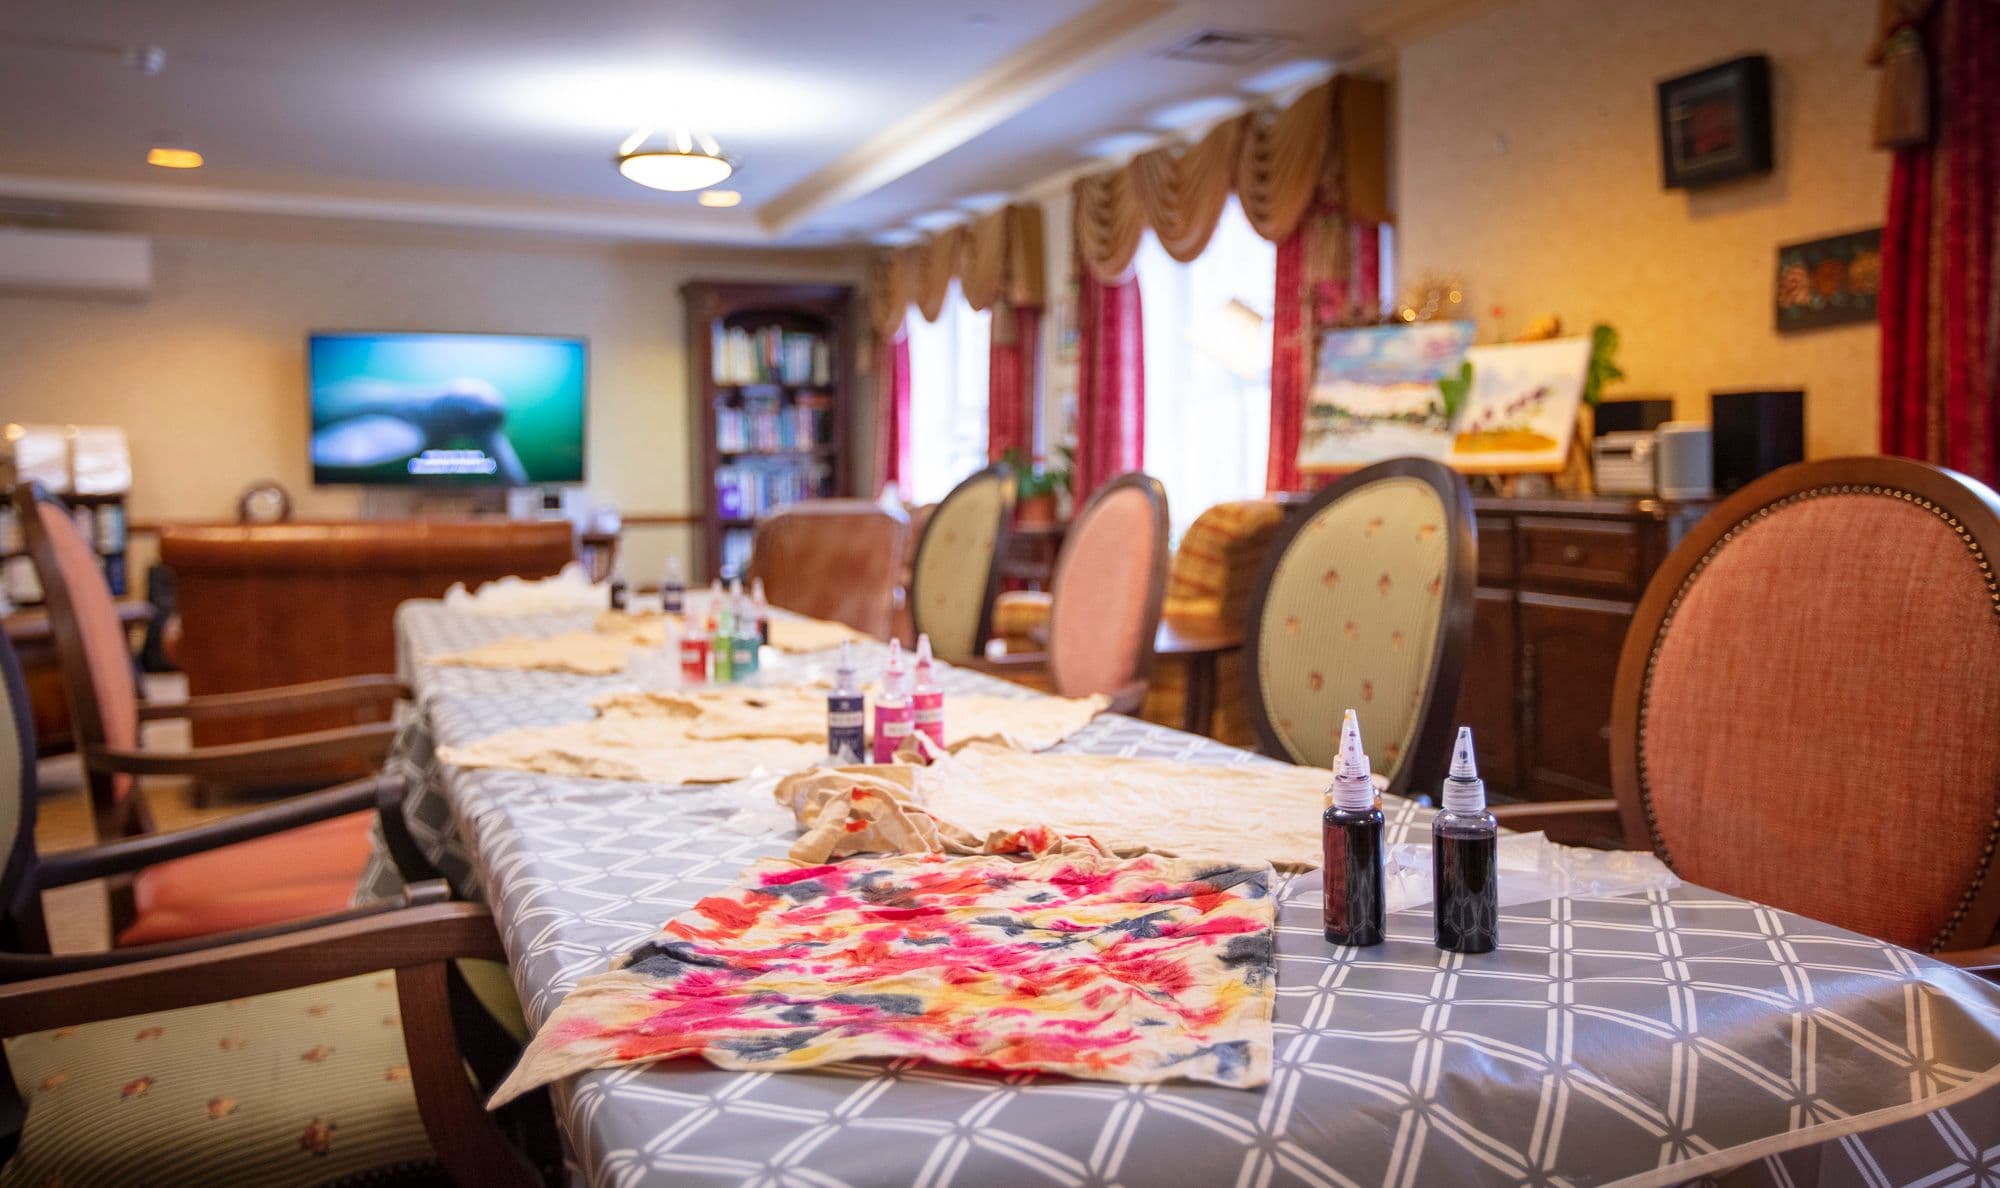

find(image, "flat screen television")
[308,331,587,486]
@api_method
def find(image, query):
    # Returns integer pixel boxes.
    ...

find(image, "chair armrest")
[88,721,398,782]
[1105,678,1150,717]
[1490,799,1626,844]
[1936,945,2000,978]
[33,773,397,889]
[137,673,409,722]
[963,651,1049,672]
[0,891,503,1033]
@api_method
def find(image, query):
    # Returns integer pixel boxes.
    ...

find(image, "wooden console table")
[1455,495,1711,803]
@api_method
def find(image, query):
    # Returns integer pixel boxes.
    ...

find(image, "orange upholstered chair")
[14,484,424,946]
[1496,457,2000,962]
[972,473,1170,713]
[746,499,908,639]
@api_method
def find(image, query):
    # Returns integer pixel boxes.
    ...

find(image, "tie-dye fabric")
[489,841,1277,1104]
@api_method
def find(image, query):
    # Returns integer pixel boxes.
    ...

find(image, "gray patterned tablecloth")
[375,601,2000,1187]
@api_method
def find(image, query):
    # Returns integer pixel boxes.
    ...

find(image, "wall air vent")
[1162,29,1294,66]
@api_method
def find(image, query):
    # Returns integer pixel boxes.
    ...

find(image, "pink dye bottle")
[912,633,945,752]
[872,639,914,763]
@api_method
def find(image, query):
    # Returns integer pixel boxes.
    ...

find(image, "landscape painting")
[1300,324,1589,474]
[1301,322,1476,469]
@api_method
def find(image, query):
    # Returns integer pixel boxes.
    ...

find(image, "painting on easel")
[1301,324,1590,475]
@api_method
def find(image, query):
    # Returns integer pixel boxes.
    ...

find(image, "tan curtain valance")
[867,203,1047,337]
[1072,77,1387,284]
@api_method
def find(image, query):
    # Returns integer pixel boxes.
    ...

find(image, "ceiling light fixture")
[146,146,204,169]
[616,126,734,192]
[698,190,741,208]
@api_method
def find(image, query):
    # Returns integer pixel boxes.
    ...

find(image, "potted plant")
[1003,447,1071,526]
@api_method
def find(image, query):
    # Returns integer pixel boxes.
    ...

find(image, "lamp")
[615,126,734,192]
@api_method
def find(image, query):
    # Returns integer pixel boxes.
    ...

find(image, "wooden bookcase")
[683,280,854,580]
[1,489,130,604]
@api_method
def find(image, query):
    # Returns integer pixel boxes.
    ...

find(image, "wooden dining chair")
[970,472,1170,713]
[1493,457,2000,965]
[908,463,1016,664]
[0,631,549,1185]
[1243,457,1476,798]
[13,483,428,945]
[746,499,909,639]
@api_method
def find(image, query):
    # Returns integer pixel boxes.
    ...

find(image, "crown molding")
[0,173,775,245]
[755,0,1183,236]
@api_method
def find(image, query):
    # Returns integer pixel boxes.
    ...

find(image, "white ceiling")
[0,0,1476,246]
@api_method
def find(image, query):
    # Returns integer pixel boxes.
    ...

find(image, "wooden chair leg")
[396,961,540,1187]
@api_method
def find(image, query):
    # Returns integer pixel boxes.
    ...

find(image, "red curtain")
[1266,216,1383,494]
[875,329,912,494]
[1879,0,1998,484]
[1075,269,1144,499]
[987,305,1041,461]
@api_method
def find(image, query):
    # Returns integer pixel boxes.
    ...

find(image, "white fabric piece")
[443,563,608,614]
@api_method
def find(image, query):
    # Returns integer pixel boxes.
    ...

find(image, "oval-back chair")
[1243,457,1477,799]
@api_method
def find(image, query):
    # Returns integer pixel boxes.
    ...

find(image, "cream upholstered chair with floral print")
[1244,458,1475,798]
[0,631,548,1185]
[908,464,1015,664]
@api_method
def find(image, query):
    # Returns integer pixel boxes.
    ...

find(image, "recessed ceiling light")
[146,146,203,169]
[698,189,741,208]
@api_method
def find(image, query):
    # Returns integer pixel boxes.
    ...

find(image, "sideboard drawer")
[1516,517,1643,597]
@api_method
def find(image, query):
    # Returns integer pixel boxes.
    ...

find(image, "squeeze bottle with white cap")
[1432,726,1499,954]
[911,634,945,751]
[1321,709,1385,947]
[826,641,866,763]
[661,555,686,615]
[871,640,914,763]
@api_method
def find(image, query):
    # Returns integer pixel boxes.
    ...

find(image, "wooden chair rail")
[88,720,398,781]
[136,674,409,722]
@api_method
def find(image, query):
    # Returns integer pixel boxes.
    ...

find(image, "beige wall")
[0,220,864,583]
[1396,0,1888,458]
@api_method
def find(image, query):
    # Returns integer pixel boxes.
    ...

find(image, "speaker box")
[1593,397,1674,435]
[1710,389,1803,495]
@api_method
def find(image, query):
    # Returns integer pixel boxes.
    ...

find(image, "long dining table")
[365,599,2000,1187]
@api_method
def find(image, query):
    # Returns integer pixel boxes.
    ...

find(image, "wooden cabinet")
[1451,497,1709,802]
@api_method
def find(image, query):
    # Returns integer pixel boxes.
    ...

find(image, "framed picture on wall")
[1775,228,1882,332]
[1657,55,1773,189]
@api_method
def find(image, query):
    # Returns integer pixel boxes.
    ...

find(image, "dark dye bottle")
[607,557,628,612]
[1322,709,1385,947]
[1433,726,1498,954]
[826,641,866,764]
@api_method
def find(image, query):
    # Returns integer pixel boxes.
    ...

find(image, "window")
[903,279,991,504]
[1135,196,1277,538]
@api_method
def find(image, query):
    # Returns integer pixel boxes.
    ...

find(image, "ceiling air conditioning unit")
[0,227,153,299]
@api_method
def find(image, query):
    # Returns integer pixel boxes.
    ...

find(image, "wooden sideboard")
[1455,496,1711,803]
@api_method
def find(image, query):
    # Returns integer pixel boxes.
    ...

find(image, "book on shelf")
[714,401,829,453]
[712,324,833,386]
[712,460,832,522]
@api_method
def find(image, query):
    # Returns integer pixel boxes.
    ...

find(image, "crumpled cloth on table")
[442,563,608,614]
[437,689,1107,787]
[427,630,635,676]
[486,830,1277,1106]
[592,686,1109,751]
[775,744,1341,870]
